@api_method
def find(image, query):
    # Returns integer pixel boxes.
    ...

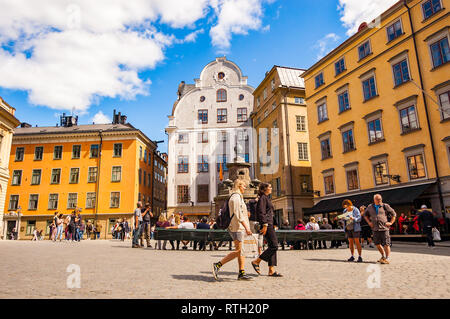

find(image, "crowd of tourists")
[46,208,102,242]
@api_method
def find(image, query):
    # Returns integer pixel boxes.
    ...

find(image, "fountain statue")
[213,144,260,217]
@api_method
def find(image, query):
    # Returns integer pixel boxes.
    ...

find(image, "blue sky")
[0,0,397,153]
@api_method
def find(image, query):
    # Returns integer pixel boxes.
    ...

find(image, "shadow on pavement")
[304,258,377,264]
[199,271,259,278]
[171,274,234,282]
[390,244,450,257]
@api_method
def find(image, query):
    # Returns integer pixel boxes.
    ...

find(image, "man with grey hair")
[361,194,396,264]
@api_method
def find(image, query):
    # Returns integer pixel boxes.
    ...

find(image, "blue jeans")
[76,229,84,241]
[132,223,142,246]
[55,225,64,241]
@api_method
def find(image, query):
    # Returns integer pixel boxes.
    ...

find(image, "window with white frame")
[12,170,22,186]
[317,103,328,123]
[51,168,61,184]
[403,145,427,180]
[86,192,96,209]
[362,76,377,100]
[294,97,305,104]
[15,147,24,161]
[422,0,443,20]
[335,58,346,75]
[372,160,389,186]
[53,146,63,160]
[358,40,371,60]
[297,143,308,160]
[386,19,403,42]
[217,109,227,123]
[72,145,81,159]
[29,194,39,210]
[88,167,98,183]
[425,27,449,69]
[432,80,450,121]
[31,169,41,185]
[69,168,79,184]
[48,194,58,210]
[67,193,77,209]
[364,110,384,144]
[319,132,332,160]
[9,195,19,210]
[345,166,359,191]
[90,144,99,158]
[315,73,324,88]
[113,143,122,157]
[110,192,120,208]
[397,98,420,134]
[34,146,43,161]
[338,91,350,113]
[323,172,335,195]
[296,116,306,131]
[237,108,247,122]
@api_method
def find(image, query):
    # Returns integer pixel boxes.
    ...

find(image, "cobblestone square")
[0,240,449,299]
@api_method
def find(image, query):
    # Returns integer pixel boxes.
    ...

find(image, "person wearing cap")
[418,205,436,248]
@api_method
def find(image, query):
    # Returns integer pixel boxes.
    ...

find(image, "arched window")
[217,89,227,102]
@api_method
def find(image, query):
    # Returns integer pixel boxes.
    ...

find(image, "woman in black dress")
[251,183,283,277]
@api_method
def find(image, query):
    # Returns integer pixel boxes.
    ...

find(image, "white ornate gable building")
[166,57,255,217]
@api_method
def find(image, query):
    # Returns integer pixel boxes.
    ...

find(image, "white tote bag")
[241,234,259,258]
[432,227,441,241]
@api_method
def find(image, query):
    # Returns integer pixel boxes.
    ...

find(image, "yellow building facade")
[302,0,450,222]
[5,118,164,240]
[252,66,313,225]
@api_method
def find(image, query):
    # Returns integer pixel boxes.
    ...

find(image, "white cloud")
[92,111,111,124]
[314,33,341,60]
[0,0,272,112]
[209,0,269,51]
[337,0,398,36]
[183,29,205,43]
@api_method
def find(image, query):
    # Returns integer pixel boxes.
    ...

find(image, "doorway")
[6,221,16,240]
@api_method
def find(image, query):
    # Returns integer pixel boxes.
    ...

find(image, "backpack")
[248,199,258,222]
[216,193,239,230]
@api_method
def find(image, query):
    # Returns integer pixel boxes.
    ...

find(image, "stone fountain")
[213,144,260,217]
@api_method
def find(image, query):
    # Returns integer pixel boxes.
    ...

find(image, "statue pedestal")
[213,161,259,218]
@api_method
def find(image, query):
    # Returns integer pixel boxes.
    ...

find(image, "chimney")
[112,109,127,124]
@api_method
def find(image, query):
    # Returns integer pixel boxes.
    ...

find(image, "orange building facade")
[4,120,165,240]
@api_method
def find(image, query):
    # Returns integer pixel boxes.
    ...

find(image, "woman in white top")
[212,179,253,281]
[306,217,320,249]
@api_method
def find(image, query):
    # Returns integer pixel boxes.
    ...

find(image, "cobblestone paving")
[0,239,449,299]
